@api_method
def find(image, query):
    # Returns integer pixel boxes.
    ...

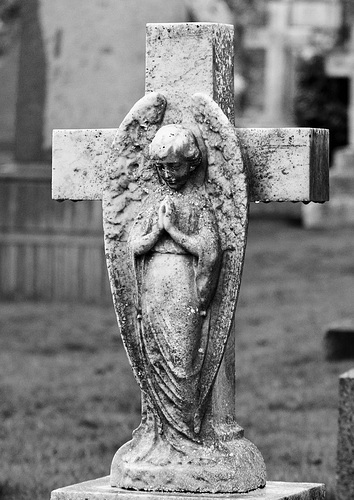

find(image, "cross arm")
[52,127,329,203]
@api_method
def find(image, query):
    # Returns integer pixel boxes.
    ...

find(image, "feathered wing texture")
[102,92,166,390]
[191,93,249,415]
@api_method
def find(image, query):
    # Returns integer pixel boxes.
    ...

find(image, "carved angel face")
[155,159,192,190]
[150,124,201,191]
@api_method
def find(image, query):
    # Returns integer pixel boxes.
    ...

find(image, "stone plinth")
[50,477,326,500]
[337,368,354,500]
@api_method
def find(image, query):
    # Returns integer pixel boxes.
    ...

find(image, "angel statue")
[103,92,266,493]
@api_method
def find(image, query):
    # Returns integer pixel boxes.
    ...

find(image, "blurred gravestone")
[0,35,20,150]
[337,369,354,500]
[244,1,299,128]
[243,0,341,129]
[243,0,340,221]
[324,322,354,360]
[303,22,354,227]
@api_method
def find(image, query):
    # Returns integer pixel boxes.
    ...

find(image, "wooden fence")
[0,161,111,303]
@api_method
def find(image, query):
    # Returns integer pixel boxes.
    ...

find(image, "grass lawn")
[1,218,354,499]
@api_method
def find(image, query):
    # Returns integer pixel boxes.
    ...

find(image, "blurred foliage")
[295,55,348,161]
[0,0,21,56]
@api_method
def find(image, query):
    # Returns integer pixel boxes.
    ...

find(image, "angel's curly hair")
[149,124,202,169]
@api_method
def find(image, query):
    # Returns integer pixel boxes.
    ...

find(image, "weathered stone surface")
[103,90,264,493]
[146,23,235,123]
[238,128,329,203]
[337,368,354,500]
[324,323,354,360]
[51,476,326,500]
[51,20,329,495]
[52,128,329,203]
[52,129,116,200]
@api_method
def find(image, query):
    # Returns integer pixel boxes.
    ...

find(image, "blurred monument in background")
[0,0,189,302]
[303,1,354,227]
[337,369,354,500]
[243,0,341,128]
[241,0,341,220]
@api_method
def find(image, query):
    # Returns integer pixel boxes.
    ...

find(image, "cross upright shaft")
[145,23,235,122]
[145,23,237,424]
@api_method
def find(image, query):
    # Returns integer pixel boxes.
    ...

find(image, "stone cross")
[244,0,306,126]
[52,22,328,495]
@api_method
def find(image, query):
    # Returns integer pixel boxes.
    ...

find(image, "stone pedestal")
[50,477,326,500]
[302,147,354,228]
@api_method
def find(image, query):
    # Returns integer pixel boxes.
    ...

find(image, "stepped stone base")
[50,476,326,500]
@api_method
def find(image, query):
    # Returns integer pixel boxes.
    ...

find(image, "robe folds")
[128,189,221,440]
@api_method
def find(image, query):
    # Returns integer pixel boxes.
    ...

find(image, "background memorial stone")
[337,368,354,500]
[243,0,342,129]
[243,0,339,221]
[324,322,354,361]
[0,0,190,303]
[302,10,354,228]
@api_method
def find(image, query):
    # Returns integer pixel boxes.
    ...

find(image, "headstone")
[50,22,329,498]
[303,27,354,228]
[290,0,342,29]
[303,23,354,227]
[0,37,20,149]
[337,368,354,500]
[324,322,354,360]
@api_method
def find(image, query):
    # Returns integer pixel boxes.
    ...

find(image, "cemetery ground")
[1,216,354,500]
